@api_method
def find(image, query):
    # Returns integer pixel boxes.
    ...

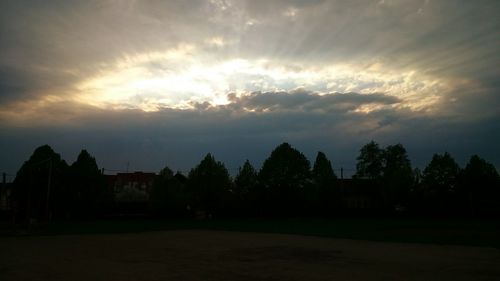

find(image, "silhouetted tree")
[13,145,69,223]
[68,150,109,218]
[150,165,187,217]
[457,155,500,216]
[233,160,258,215]
[310,151,338,214]
[234,160,257,196]
[312,152,337,185]
[355,141,384,179]
[422,152,460,193]
[420,152,461,214]
[382,144,413,209]
[187,153,232,216]
[174,171,188,184]
[259,143,311,215]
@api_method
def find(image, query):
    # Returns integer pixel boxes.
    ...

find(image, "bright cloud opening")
[74,46,449,112]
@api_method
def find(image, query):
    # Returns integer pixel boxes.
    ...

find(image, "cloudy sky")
[1,0,499,177]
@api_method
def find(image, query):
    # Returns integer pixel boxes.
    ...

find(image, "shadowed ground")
[1,230,499,281]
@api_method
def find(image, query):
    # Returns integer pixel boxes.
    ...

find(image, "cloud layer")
[0,0,499,173]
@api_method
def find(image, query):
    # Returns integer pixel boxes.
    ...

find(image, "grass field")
[1,229,499,281]
[4,217,499,248]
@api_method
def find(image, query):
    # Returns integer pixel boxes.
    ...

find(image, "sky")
[1,0,499,178]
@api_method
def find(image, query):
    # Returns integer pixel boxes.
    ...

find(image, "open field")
[3,218,499,248]
[1,230,499,281]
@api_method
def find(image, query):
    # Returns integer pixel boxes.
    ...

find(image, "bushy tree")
[355,141,384,179]
[458,155,500,216]
[150,165,187,216]
[233,160,258,215]
[422,152,461,193]
[13,145,69,222]
[420,152,461,213]
[259,143,311,189]
[310,152,338,214]
[383,144,413,207]
[312,152,337,186]
[259,143,311,215]
[234,160,257,196]
[187,153,232,216]
[69,149,108,218]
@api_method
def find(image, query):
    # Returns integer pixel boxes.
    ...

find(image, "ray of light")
[74,45,450,113]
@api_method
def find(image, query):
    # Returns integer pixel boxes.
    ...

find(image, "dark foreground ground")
[1,229,499,281]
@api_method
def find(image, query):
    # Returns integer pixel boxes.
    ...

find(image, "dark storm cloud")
[224,91,400,113]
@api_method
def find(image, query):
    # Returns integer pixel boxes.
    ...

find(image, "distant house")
[106,172,156,202]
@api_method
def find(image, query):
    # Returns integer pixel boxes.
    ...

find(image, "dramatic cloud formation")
[0,0,499,175]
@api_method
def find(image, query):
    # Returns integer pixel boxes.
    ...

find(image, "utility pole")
[340,167,344,180]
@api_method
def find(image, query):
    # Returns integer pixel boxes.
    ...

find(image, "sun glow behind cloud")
[75,45,449,113]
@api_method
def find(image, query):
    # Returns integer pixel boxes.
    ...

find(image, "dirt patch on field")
[1,230,499,281]
[227,246,342,262]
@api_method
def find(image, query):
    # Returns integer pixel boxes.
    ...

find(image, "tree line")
[8,141,500,222]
